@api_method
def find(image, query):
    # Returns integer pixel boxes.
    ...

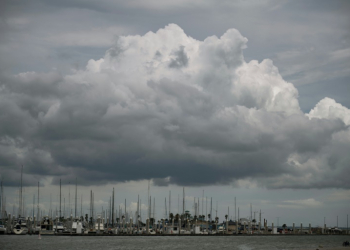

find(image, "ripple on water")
[0,235,349,250]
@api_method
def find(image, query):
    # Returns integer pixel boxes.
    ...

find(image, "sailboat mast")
[137,194,139,219]
[50,194,52,218]
[37,181,39,221]
[33,194,35,219]
[182,187,185,215]
[19,165,23,217]
[165,197,167,218]
[153,197,155,219]
[0,180,3,219]
[147,180,150,219]
[59,179,61,219]
[235,197,236,221]
[202,190,204,218]
[112,187,114,227]
[75,178,77,218]
[81,194,82,218]
[68,182,70,217]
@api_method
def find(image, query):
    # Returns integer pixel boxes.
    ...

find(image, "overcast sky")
[1,0,349,226]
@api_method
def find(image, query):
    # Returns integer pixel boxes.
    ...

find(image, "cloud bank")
[0,24,349,189]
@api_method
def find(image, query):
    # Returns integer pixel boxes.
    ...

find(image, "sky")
[0,0,349,227]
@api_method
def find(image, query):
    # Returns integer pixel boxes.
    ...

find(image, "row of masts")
[2,167,348,228]
[0,168,257,225]
[0,166,275,227]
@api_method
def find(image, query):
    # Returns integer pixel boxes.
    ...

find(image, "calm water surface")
[1,235,349,250]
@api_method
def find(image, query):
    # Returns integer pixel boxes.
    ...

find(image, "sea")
[0,235,349,250]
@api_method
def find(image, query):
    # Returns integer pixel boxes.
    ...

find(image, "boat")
[39,216,54,235]
[85,215,104,234]
[53,221,65,233]
[13,217,28,235]
[0,224,7,234]
[72,219,84,234]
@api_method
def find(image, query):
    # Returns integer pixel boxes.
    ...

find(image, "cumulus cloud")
[307,97,350,125]
[0,24,349,189]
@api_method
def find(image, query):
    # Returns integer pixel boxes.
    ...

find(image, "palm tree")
[175,214,179,223]
[252,219,256,232]
[215,217,219,233]
[208,214,211,233]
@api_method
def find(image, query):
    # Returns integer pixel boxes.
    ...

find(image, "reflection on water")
[0,235,349,250]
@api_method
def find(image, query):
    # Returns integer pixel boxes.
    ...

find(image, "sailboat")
[13,217,29,235]
[13,166,28,235]
[39,215,54,235]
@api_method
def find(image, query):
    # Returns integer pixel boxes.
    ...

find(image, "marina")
[0,174,349,237]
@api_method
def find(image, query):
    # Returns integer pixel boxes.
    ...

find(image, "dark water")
[0,235,349,250]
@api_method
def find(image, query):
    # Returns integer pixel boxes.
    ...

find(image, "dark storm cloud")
[0,24,349,190]
[1,0,350,190]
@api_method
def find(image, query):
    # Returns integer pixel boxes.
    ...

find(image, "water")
[0,235,349,250]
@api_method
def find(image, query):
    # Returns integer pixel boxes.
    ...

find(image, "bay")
[1,235,349,250]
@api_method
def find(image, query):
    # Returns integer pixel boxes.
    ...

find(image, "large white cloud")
[0,24,349,189]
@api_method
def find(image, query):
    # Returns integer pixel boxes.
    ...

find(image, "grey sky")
[0,0,349,226]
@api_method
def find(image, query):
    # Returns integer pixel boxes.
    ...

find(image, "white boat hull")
[13,228,28,235]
